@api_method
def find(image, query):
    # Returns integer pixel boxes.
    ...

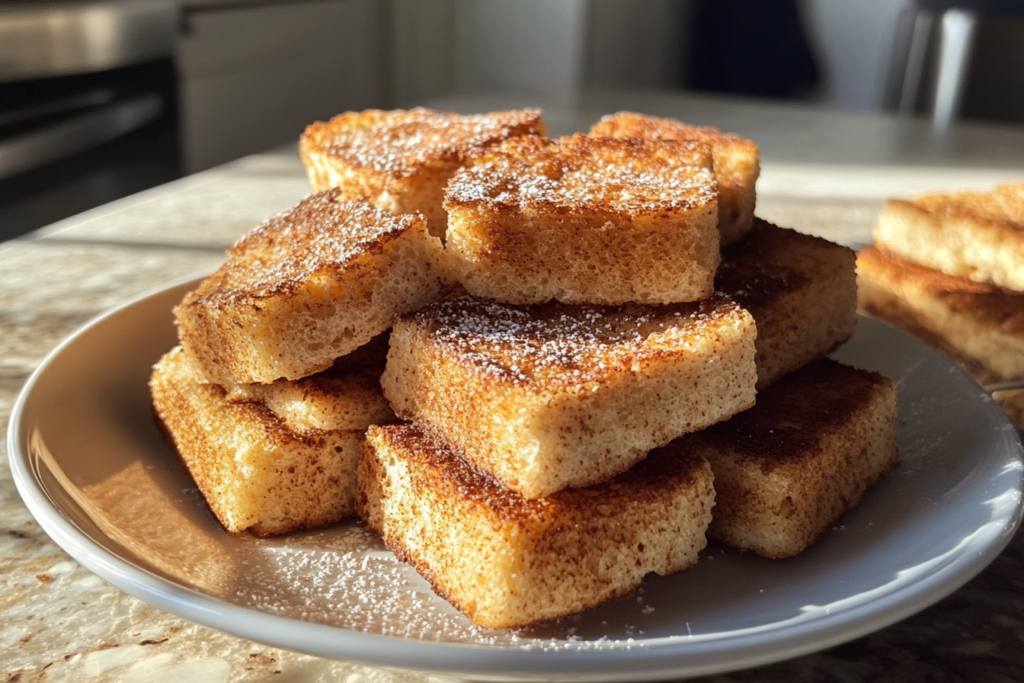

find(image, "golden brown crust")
[150,347,364,537]
[590,112,760,246]
[688,359,898,559]
[301,108,548,179]
[367,426,708,527]
[395,296,746,389]
[443,134,720,305]
[299,108,547,238]
[381,295,757,498]
[857,244,1024,381]
[445,133,715,217]
[717,218,857,388]
[184,191,417,307]
[858,245,1024,328]
[357,423,714,628]
[212,333,396,432]
[174,192,454,385]
[874,188,1024,291]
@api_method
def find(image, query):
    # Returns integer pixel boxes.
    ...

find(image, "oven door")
[0,1,180,242]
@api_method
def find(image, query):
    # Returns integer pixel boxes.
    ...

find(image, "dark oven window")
[0,58,181,241]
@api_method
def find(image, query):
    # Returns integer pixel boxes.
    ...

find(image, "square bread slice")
[590,111,760,247]
[381,295,757,499]
[857,244,1024,381]
[443,133,720,305]
[873,180,1024,291]
[151,346,373,537]
[174,191,455,385]
[682,358,898,559]
[716,218,857,389]
[299,107,547,239]
[207,332,396,433]
[357,423,715,629]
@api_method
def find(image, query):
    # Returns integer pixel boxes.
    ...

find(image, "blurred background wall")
[2,0,1022,240]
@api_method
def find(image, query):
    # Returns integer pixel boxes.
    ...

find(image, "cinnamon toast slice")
[857,244,1024,381]
[443,133,720,305]
[186,332,397,433]
[151,346,376,536]
[381,295,757,499]
[590,111,760,247]
[717,218,857,389]
[299,108,547,239]
[873,180,1024,291]
[174,191,455,385]
[357,422,715,629]
[683,358,898,559]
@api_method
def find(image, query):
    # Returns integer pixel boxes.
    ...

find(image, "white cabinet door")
[178,0,378,173]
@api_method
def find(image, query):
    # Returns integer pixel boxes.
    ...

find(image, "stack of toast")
[151,107,898,629]
[858,181,1024,424]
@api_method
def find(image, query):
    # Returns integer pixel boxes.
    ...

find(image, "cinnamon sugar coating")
[590,112,760,246]
[187,192,420,307]
[381,295,757,498]
[304,108,547,177]
[357,422,714,628]
[174,191,455,384]
[300,108,547,238]
[446,133,715,214]
[717,218,857,389]
[874,180,1024,291]
[444,134,720,305]
[684,359,898,559]
[857,244,1024,381]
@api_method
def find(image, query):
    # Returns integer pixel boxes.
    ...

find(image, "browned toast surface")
[302,108,547,178]
[184,193,420,305]
[174,191,454,385]
[357,422,714,629]
[300,108,547,237]
[444,133,720,305]
[873,181,1024,291]
[381,295,757,498]
[207,333,396,432]
[590,111,759,246]
[717,218,857,388]
[685,358,898,559]
[857,244,1024,381]
[151,346,365,537]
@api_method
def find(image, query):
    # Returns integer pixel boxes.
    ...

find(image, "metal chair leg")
[933,8,978,128]
[898,10,935,117]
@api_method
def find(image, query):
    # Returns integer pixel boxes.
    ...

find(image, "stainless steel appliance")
[0,0,180,241]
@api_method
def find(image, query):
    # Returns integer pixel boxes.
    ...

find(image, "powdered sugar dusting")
[192,191,418,305]
[410,296,744,387]
[223,522,659,649]
[311,108,546,178]
[445,134,717,215]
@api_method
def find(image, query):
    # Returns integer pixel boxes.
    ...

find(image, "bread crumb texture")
[381,295,757,498]
[590,111,760,247]
[150,346,364,537]
[357,422,715,628]
[444,133,720,304]
[174,191,454,384]
[688,358,898,559]
[300,108,547,238]
[873,180,1024,291]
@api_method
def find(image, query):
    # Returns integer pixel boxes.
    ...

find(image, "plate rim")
[8,276,1024,681]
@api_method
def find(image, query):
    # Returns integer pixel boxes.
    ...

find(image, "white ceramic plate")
[9,278,1024,682]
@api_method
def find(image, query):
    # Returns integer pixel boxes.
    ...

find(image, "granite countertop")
[3,91,1024,682]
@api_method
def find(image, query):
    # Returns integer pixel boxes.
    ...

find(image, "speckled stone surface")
[3,93,1024,682]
